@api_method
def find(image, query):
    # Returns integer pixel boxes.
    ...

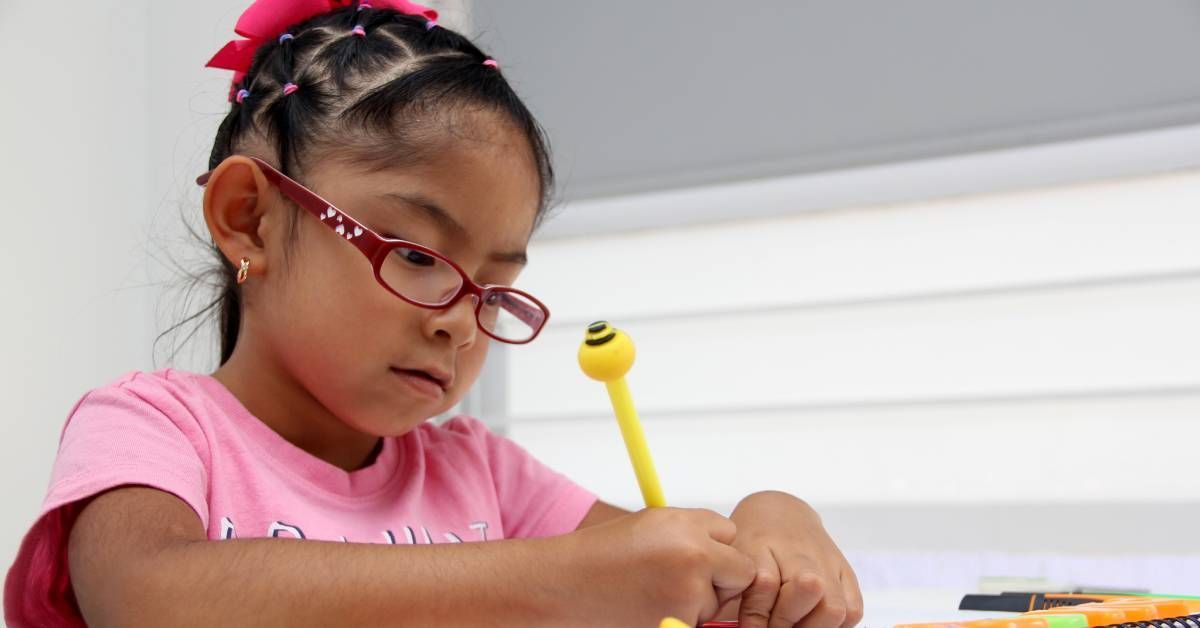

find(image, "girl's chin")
[354,414,432,438]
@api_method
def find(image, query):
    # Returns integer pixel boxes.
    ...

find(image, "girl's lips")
[390,368,446,399]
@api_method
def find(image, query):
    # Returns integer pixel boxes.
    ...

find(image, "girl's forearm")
[102,536,579,627]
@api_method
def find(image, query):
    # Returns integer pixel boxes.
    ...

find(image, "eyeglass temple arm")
[197,161,385,260]
[497,292,547,329]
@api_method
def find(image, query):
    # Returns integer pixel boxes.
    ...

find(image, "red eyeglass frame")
[196,156,550,344]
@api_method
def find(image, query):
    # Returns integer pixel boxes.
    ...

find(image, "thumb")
[710,542,756,599]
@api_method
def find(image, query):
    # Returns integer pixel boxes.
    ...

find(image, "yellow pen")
[577,321,667,508]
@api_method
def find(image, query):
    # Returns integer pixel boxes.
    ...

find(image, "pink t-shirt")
[5,368,596,627]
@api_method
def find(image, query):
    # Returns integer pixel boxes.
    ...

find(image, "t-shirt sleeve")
[43,381,211,523]
[5,377,210,627]
[445,417,597,539]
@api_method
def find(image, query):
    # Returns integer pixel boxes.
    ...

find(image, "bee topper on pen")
[577,321,667,509]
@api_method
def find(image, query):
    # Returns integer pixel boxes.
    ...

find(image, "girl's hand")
[564,507,757,626]
[725,491,863,628]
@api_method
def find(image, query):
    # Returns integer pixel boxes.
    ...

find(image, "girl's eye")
[484,292,502,306]
[398,248,436,267]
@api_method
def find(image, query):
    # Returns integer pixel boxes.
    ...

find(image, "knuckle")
[751,568,781,592]
[644,508,691,536]
[791,572,824,598]
[673,509,704,530]
[692,507,728,525]
[661,540,707,572]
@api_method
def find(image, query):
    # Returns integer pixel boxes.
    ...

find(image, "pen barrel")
[604,377,666,508]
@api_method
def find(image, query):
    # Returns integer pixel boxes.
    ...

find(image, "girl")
[5,1,862,626]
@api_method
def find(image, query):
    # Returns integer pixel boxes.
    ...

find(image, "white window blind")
[487,165,1200,557]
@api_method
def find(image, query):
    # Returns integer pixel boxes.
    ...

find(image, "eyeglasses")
[197,156,549,344]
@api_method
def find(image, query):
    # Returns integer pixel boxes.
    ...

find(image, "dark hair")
[157,3,555,368]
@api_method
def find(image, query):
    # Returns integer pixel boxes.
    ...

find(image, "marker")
[661,619,741,627]
[578,321,666,508]
[960,593,1116,613]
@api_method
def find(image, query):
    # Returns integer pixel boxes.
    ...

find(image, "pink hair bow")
[206,0,438,97]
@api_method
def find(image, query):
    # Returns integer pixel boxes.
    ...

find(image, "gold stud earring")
[236,257,251,285]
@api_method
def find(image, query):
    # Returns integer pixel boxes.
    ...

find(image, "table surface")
[860,588,1001,627]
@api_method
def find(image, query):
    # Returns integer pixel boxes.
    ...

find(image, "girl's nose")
[425,292,478,348]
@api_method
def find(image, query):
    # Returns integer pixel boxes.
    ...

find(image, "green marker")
[1040,615,1089,628]
[1097,592,1200,600]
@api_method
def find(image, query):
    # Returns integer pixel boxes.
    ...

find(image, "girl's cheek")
[456,341,490,389]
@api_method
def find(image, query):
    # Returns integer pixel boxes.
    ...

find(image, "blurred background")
[3,0,1199,615]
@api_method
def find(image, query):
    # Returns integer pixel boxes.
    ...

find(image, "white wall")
[0,1,156,577]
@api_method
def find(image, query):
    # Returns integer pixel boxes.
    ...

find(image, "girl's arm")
[576,500,631,529]
[69,486,754,627]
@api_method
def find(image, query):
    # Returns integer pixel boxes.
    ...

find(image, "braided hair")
[163,3,555,366]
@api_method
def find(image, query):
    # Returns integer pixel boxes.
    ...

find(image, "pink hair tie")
[282,82,299,95]
[351,24,366,37]
[425,19,438,30]
[358,2,372,9]
[235,88,250,103]
[482,58,499,69]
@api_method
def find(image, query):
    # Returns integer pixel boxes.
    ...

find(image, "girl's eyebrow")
[379,192,528,265]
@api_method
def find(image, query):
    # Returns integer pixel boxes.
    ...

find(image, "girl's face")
[226,111,541,444]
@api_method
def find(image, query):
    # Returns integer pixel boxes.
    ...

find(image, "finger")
[693,584,724,626]
[693,551,746,625]
[839,566,864,628]
[691,508,739,546]
[737,547,782,628]
[766,572,823,628]
[796,593,854,628]
[792,581,848,628]
[708,541,756,599]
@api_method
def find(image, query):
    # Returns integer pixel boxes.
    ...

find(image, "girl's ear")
[202,156,276,273]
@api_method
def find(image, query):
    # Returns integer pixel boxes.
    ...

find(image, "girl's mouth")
[389,367,447,399]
